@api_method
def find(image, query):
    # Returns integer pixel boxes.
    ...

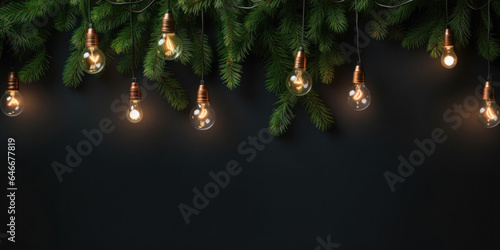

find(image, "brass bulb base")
[293,47,306,70]
[129,81,141,101]
[443,28,454,47]
[86,28,99,48]
[6,72,19,90]
[352,63,365,84]
[161,10,176,34]
[196,84,210,104]
[483,80,495,100]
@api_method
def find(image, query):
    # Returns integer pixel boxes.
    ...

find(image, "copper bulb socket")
[196,84,210,104]
[443,28,454,47]
[483,80,495,100]
[129,81,141,101]
[6,72,19,90]
[161,11,176,34]
[294,49,306,70]
[352,64,365,84]
[86,28,99,48]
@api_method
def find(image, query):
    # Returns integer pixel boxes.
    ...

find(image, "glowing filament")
[293,75,304,91]
[486,107,497,120]
[353,86,363,101]
[7,95,19,107]
[129,110,140,120]
[444,56,455,66]
[164,35,175,56]
[199,108,208,120]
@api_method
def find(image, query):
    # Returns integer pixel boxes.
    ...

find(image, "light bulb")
[1,72,24,117]
[127,100,143,123]
[156,33,183,60]
[441,46,457,69]
[478,79,500,128]
[190,82,215,130]
[127,80,143,123]
[347,62,371,111]
[190,103,216,130]
[287,47,312,96]
[82,46,106,74]
[441,27,457,69]
[157,10,183,60]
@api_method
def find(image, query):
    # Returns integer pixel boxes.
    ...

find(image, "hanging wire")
[130,11,135,80]
[88,0,92,25]
[168,0,170,9]
[356,0,361,62]
[465,0,489,10]
[376,0,413,9]
[487,0,491,77]
[301,0,305,47]
[234,0,261,9]
[104,0,156,13]
[445,0,449,23]
[201,9,204,81]
[105,0,145,5]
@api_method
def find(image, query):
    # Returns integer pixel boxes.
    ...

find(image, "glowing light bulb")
[82,46,106,74]
[127,80,143,123]
[127,100,143,123]
[190,82,215,130]
[1,90,24,117]
[190,103,216,130]
[347,63,371,111]
[441,46,457,69]
[156,33,183,60]
[156,10,183,60]
[1,72,24,117]
[287,48,312,96]
[478,79,500,128]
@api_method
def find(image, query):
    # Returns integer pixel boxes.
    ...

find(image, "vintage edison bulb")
[441,46,457,69]
[156,33,183,60]
[190,103,215,130]
[0,90,24,117]
[287,69,312,96]
[347,83,371,111]
[127,100,143,123]
[478,100,500,128]
[82,46,105,74]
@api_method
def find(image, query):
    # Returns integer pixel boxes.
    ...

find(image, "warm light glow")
[293,74,304,91]
[163,34,175,57]
[198,107,208,119]
[7,95,19,107]
[353,87,363,101]
[444,56,455,66]
[129,109,140,120]
[486,106,497,120]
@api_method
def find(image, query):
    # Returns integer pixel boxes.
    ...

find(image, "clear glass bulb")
[287,69,312,96]
[127,100,143,123]
[156,33,183,60]
[1,90,24,117]
[441,46,457,69]
[478,100,500,128]
[190,103,216,130]
[82,47,106,74]
[347,83,371,111]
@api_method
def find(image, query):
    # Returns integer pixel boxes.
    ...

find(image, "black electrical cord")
[201,9,204,81]
[104,0,156,13]
[465,0,489,11]
[376,0,413,9]
[301,0,305,47]
[130,11,135,80]
[88,0,92,26]
[445,0,449,24]
[356,0,361,63]
[487,0,491,77]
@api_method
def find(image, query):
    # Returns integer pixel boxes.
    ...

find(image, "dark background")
[1,24,500,250]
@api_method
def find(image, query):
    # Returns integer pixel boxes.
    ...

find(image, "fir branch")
[301,90,334,131]
[18,49,50,83]
[268,91,298,136]
[155,70,189,111]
